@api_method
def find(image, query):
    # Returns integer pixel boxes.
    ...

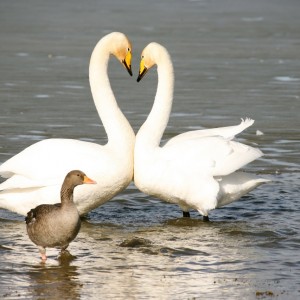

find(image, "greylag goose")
[25,170,96,261]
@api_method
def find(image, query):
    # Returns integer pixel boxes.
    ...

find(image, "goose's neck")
[89,40,134,147]
[60,186,75,206]
[137,54,174,148]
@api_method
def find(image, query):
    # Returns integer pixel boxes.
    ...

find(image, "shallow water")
[0,0,299,299]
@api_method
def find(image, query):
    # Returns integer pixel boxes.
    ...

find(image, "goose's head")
[107,32,133,76]
[63,170,97,189]
[137,42,168,82]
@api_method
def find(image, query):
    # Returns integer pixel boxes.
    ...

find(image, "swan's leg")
[203,215,210,222]
[182,211,190,218]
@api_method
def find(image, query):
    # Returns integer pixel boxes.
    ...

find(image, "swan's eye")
[141,55,144,59]
[127,47,131,52]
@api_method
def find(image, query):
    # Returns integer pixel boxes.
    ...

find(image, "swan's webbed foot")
[203,215,210,222]
[182,211,190,218]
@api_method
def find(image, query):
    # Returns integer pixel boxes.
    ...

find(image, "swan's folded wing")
[162,135,263,177]
[162,136,231,174]
[0,174,58,190]
[212,140,263,176]
[165,118,255,147]
[0,139,63,179]
[0,138,107,191]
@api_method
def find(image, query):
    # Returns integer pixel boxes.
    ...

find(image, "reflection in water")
[68,220,269,299]
[0,220,82,299]
[0,206,298,299]
[26,257,81,299]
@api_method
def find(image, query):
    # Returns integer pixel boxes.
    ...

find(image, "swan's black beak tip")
[126,66,133,77]
[137,67,148,82]
[123,60,132,76]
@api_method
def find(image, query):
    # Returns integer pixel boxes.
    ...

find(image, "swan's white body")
[134,43,269,218]
[0,32,135,216]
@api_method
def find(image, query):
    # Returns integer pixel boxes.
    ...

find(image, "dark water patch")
[170,247,209,257]
[226,229,280,238]
[0,213,24,222]
[282,261,300,268]
[240,211,259,218]
[81,217,123,229]
[276,227,298,237]
[139,248,160,255]
[119,237,152,248]
[158,247,177,255]
[118,238,210,258]
[93,236,112,242]
[82,198,171,228]
[164,217,209,227]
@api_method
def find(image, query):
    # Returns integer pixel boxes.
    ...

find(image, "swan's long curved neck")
[89,39,134,147]
[137,53,174,148]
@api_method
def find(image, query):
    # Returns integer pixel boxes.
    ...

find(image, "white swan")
[0,32,135,216]
[134,42,270,221]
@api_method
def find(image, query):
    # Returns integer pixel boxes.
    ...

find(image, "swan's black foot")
[182,211,190,218]
[203,215,210,222]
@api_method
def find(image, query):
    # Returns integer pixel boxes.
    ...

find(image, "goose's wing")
[165,118,254,147]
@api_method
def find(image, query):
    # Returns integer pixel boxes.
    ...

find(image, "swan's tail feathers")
[227,117,255,140]
[216,172,271,208]
[240,117,255,129]
[226,117,255,140]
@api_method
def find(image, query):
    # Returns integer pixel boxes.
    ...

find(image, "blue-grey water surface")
[0,0,299,299]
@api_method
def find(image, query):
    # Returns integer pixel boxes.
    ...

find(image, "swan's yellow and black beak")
[137,57,148,82]
[122,50,132,76]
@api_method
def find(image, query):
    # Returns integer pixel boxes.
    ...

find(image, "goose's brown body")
[26,170,96,261]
